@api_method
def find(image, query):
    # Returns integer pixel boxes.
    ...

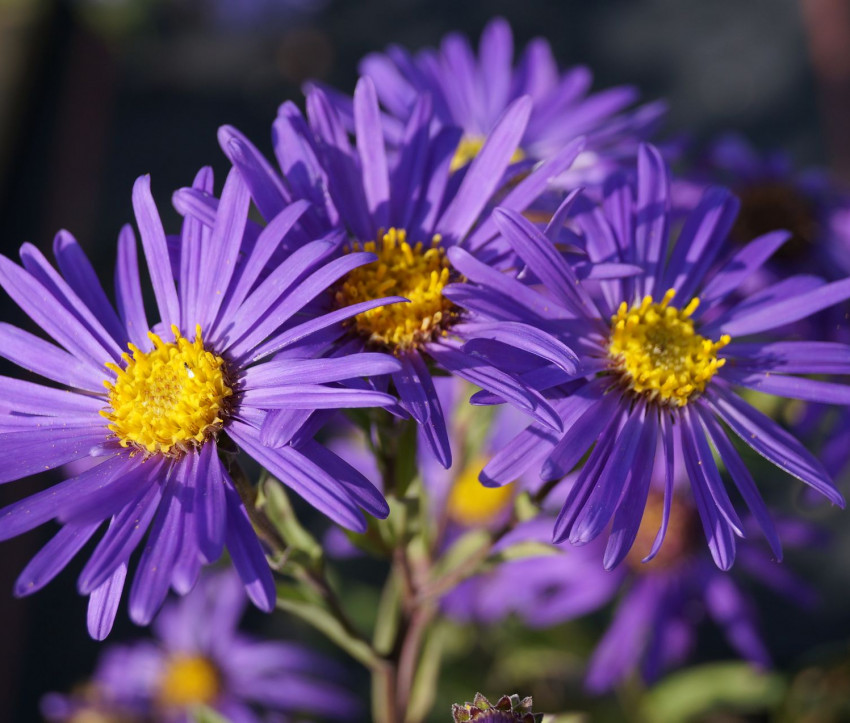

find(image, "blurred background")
[1,0,849,720]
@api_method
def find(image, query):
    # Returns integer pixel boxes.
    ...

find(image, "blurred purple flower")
[324,17,666,186]
[42,570,358,722]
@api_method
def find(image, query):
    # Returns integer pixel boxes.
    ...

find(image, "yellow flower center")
[608,289,730,407]
[447,456,514,526]
[336,228,456,351]
[157,654,221,708]
[102,325,232,456]
[450,134,526,173]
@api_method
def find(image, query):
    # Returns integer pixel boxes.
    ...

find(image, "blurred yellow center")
[102,325,232,456]
[158,654,220,708]
[336,228,456,350]
[450,134,526,173]
[608,289,730,407]
[447,456,513,526]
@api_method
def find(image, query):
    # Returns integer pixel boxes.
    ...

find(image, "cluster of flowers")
[3,16,850,722]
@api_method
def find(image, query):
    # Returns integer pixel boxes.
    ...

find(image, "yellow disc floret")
[336,228,456,351]
[102,325,232,456]
[157,654,221,708]
[608,289,730,407]
[450,134,526,173]
[447,456,514,527]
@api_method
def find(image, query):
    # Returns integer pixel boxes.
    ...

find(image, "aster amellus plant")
[8,14,850,723]
[456,144,850,569]
[0,169,401,637]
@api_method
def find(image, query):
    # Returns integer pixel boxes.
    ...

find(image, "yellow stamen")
[608,289,730,407]
[157,654,220,708]
[450,134,526,173]
[447,456,513,526]
[336,228,456,351]
[101,325,232,456]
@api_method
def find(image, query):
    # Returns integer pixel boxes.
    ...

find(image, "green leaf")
[640,661,786,723]
[275,581,382,671]
[405,623,449,723]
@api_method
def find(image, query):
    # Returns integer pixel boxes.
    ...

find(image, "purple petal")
[722,369,850,404]
[459,321,579,375]
[78,479,163,594]
[697,405,782,560]
[87,562,127,640]
[635,144,670,296]
[195,442,227,563]
[706,385,844,507]
[114,225,151,350]
[229,421,367,532]
[132,175,180,328]
[223,481,275,612]
[0,426,108,484]
[176,166,214,332]
[0,376,104,416]
[724,341,850,374]
[241,385,396,410]
[354,77,390,229]
[53,231,127,346]
[14,521,100,597]
[244,354,401,389]
[438,97,532,243]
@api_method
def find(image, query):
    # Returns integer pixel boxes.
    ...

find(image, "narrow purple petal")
[406,349,452,467]
[723,369,850,404]
[14,521,100,597]
[0,426,108,484]
[724,341,850,374]
[53,231,127,346]
[707,385,844,507]
[393,354,430,424]
[438,97,532,243]
[87,562,127,640]
[354,77,390,229]
[114,224,151,350]
[223,481,275,612]
[195,442,227,563]
[698,404,782,560]
[229,421,367,532]
[241,385,396,410]
[704,573,771,666]
[643,413,675,562]
[177,166,214,332]
[459,321,579,375]
[635,144,670,297]
[0,376,104,416]
[78,479,163,594]
[244,354,401,389]
[719,277,850,336]
[132,175,180,328]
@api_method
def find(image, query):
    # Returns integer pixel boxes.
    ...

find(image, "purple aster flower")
[452,143,850,569]
[0,168,402,637]
[443,490,820,693]
[205,77,588,468]
[42,570,358,722]
[331,17,665,184]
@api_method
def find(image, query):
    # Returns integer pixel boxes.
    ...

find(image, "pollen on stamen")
[607,289,730,407]
[336,227,457,351]
[101,325,232,457]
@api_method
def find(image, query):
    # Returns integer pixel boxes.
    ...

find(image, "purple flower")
[443,492,820,693]
[339,17,665,184]
[0,168,402,637]
[453,143,849,569]
[209,77,586,468]
[42,570,358,722]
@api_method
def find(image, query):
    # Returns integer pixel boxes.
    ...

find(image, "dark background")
[1,0,849,720]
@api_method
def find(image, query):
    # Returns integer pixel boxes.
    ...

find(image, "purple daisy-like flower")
[335,17,665,183]
[0,168,403,637]
[453,143,850,569]
[443,490,819,693]
[42,570,358,722]
[205,77,589,468]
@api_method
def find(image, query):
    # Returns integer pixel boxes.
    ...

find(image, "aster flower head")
[42,570,358,722]
[212,76,588,468]
[346,17,665,182]
[453,143,850,570]
[0,168,403,637]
